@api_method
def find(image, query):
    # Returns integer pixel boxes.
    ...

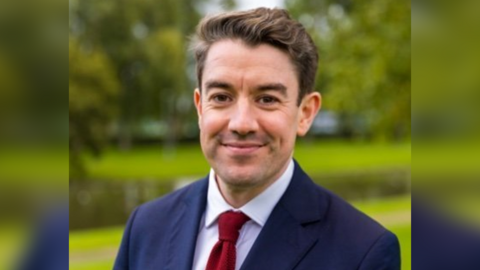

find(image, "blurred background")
[68,0,411,269]
[0,0,68,269]
[2,0,411,269]
[412,1,480,269]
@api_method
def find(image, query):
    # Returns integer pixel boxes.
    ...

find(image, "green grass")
[69,227,124,270]
[69,226,125,252]
[294,140,410,174]
[390,224,411,270]
[353,195,411,214]
[0,146,68,184]
[69,194,412,270]
[0,224,28,270]
[414,139,480,175]
[70,260,114,270]
[84,140,411,181]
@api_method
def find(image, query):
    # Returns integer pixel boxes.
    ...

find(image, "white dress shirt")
[192,159,294,270]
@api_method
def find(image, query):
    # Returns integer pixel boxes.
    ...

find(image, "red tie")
[206,211,251,270]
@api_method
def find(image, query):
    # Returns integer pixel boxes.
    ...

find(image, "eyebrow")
[204,80,288,97]
[204,80,234,94]
[255,83,288,97]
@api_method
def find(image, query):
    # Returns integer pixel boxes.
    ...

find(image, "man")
[114,8,400,270]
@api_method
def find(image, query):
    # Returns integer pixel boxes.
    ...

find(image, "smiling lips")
[221,142,265,155]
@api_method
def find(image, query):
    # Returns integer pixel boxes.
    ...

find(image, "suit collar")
[240,160,329,270]
[165,176,209,270]
[279,159,328,224]
[165,160,329,270]
[205,159,295,227]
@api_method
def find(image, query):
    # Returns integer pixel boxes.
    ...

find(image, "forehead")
[202,39,298,89]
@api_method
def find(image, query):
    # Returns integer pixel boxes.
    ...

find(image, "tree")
[69,37,120,179]
[70,0,204,149]
[140,28,191,150]
[0,54,24,140]
[0,0,68,143]
[287,0,411,140]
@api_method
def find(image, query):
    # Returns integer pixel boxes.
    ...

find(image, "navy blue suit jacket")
[114,161,400,270]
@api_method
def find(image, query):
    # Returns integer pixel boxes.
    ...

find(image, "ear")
[297,92,321,137]
[194,88,202,126]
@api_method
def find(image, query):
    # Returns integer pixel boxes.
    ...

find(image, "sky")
[237,0,285,9]
[201,0,285,14]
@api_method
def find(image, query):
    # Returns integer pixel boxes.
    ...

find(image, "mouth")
[221,142,265,155]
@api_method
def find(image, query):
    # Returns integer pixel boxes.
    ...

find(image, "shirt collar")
[204,159,294,228]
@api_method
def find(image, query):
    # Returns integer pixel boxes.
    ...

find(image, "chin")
[219,169,262,187]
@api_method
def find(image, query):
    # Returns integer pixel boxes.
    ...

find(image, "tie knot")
[218,211,250,243]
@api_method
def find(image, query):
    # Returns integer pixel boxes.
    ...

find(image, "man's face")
[194,39,320,194]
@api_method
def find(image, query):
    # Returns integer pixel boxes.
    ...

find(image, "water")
[69,169,410,230]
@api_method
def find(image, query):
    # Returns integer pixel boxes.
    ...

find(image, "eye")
[211,94,232,103]
[258,96,279,105]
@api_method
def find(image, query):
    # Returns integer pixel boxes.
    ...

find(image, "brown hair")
[191,7,319,104]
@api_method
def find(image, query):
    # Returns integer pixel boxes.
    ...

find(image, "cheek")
[200,111,227,137]
[261,113,298,142]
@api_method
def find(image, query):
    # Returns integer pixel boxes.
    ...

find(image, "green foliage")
[69,38,120,179]
[413,1,480,137]
[70,0,203,150]
[141,28,187,110]
[0,54,24,128]
[68,0,411,181]
[139,27,193,143]
[0,0,67,143]
[288,0,411,140]
[219,0,237,10]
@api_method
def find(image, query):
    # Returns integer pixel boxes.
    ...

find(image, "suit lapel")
[165,177,208,270]
[240,161,329,270]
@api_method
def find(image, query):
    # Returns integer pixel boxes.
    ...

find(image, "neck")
[217,182,265,208]
[215,159,291,208]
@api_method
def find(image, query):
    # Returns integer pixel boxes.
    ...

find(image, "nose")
[228,99,258,136]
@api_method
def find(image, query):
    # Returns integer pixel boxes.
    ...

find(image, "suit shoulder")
[312,184,400,267]
[314,184,393,241]
[292,161,390,235]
